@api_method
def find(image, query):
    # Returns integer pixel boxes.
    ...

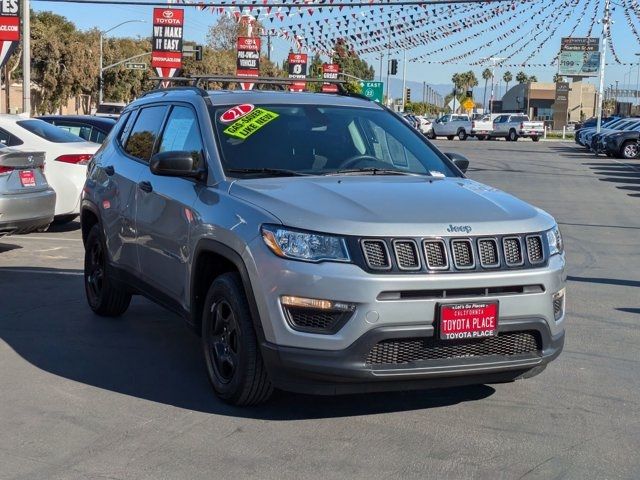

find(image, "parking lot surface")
[1,140,639,480]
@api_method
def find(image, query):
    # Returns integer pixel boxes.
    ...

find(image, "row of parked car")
[574,116,640,159]
[402,112,545,142]
[0,114,117,237]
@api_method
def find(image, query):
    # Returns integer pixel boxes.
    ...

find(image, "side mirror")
[444,152,470,173]
[150,151,202,178]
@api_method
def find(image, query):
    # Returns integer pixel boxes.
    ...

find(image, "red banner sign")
[288,53,308,92]
[322,64,340,93]
[237,37,261,90]
[0,0,20,69]
[151,8,184,79]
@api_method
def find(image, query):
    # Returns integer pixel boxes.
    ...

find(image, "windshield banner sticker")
[223,108,279,140]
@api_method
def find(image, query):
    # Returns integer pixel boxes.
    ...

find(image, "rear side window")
[158,106,204,169]
[17,119,84,143]
[0,127,23,146]
[56,123,94,142]
[124,105,168,162]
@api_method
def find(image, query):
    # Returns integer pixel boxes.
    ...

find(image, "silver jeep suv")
[81,83,565,405]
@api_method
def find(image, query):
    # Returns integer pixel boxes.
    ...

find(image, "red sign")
[0,0,20,68]
[288,53,308,92]
[439,302,498,340]
[151,8,184,71]
[237,37,261,90]
[220,104,255,123]
[322,64,340,93]
[19,170,36,187]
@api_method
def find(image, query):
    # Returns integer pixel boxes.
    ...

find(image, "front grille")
[526,235,544,264]
[393,240,420,270]
[366,331,541,366]
[451,239,474,268]
[361,240,390,270]
[423,240,448,269]
[478,239,499,267]
[503,237,524,266]
[283,306,350,334]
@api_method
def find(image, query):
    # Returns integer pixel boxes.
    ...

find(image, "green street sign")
[360,81,384,103]
[124,63,147,70]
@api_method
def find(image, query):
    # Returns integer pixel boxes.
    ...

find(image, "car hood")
[229,176,555,237]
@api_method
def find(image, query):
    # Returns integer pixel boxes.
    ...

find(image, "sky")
[32,0,640,98]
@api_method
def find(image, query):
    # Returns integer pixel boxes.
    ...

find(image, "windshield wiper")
[325,168,430,177]
[227,168,309,177]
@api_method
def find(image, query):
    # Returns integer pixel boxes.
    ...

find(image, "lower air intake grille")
[526,235,544,264]
[366,331,541,366]
[424,240,448,269]
[394,240,420,270]
[478,239,499,267]
[361,240,390,269]
[503,237,524,266]
[283,306,350,334]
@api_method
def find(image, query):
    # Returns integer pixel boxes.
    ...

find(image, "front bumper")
[261,318,564,395]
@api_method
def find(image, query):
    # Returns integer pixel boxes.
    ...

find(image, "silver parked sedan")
[0,148,56,237]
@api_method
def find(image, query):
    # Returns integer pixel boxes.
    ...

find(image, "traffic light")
[195,45,203,62]
[406,88,411,103]
[466,90,473,98]
[97,76,103,90]
[390,59,398,75]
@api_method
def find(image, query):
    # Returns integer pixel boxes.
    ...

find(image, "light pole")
[635,52,640,106]
[595,0,610,133]
[99,20,145,106]
[22,0,30,115]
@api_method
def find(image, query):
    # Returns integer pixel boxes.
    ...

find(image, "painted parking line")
[10,236,83,242]
[0,268,83,276]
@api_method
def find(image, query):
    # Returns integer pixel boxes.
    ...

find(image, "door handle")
[138,180,153,193]
[104,165,115,176]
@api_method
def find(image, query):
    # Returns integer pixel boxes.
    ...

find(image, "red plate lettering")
[220,104,255,123]
[19,170,36,187]
[439,302,498,340]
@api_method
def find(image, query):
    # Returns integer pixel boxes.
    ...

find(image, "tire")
[508,130,518,142]
[476,135,486,141]
[427,130,436,140]
[53,214,78,225]
[202,272,273,406]
[457,129,467,141]
[531,136,540,142]
[446,135,454,141]
[84,224,131,316]
[621,141,639,159]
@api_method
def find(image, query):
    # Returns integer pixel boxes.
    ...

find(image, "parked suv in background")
[82,83,566,405]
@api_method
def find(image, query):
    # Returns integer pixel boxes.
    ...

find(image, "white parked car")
[0,115,99,222]
[429,114,472,140]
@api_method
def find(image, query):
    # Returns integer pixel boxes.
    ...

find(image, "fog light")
[552,288,565,321]
[280,296,356,334]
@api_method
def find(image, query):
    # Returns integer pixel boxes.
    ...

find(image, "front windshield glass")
[211,104,458,178]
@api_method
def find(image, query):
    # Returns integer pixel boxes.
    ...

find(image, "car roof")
[37,115,117,128]
[131,88,383,111]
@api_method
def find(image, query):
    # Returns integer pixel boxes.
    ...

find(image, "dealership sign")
[237,37,261,91]
[322,64,340,93]
[0,0,19,69]
[558,37,600,77]
[151,8,184,82]
[287,53,307,92]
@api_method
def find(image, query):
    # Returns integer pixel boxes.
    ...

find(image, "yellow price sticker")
[223,108,279,140]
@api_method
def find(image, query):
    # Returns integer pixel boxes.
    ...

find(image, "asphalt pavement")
[1,139,639,480]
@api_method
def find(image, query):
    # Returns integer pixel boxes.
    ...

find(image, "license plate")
[439,302,499,340]
[19,170,36,187]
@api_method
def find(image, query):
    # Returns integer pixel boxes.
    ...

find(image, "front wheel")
[446,135,454,141]
[457,129,468,141]
[476,135,486,141]
[531,136,540,142]
[621,141,639,159]
[508,130,518,142]
[84,224,131,316]
[427,130,436,139]
[202,273,273,406]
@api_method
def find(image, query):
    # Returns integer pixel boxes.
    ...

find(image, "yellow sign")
[463,99,475,111]
[224,108,279,140]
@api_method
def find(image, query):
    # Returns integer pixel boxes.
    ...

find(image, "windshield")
[17,119,85,143]
[211,104,458,178]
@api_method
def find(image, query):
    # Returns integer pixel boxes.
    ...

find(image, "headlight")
[546,226,564,256]
[261,225,350,263]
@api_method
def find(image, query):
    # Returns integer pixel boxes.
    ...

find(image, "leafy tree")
[331,38,374,81]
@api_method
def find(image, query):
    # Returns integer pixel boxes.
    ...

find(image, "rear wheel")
[531,136,540,142]
[457,129,467,141]
[84,224,131,316]
[202,272,273,406]
[508,130,518,142]
[427,130,436,139]
[476,135,486,141]
[621,141,639,159]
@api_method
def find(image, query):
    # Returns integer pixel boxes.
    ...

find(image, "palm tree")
[516,71,529,84]
[451,73,464,112]
[553,73,563,83]
[482,68,493,112]
[529,75,538,83]
[503,70,513,94]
